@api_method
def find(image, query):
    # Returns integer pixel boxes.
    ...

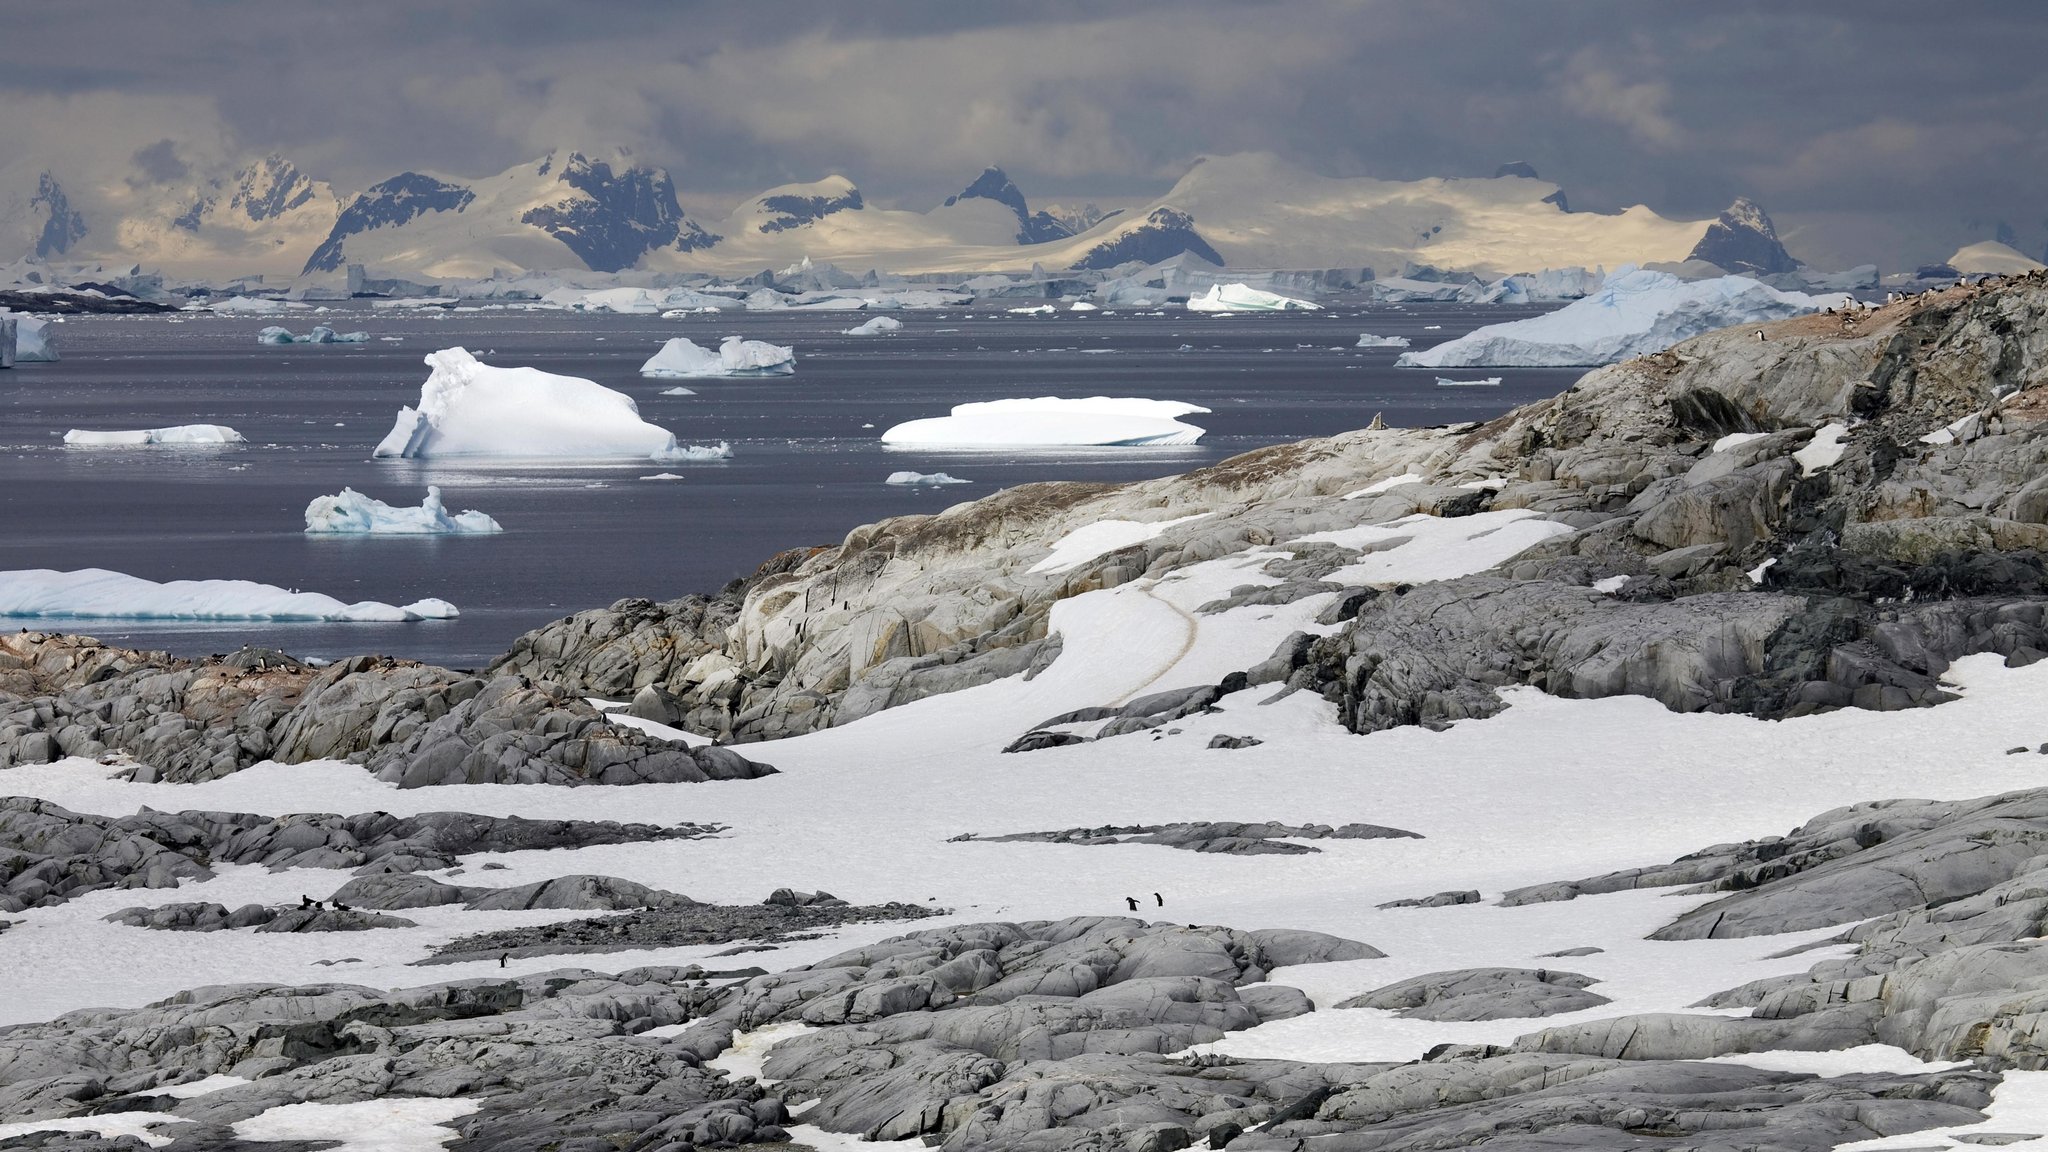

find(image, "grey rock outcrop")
[326,871,697,913]
[0,634,776,787]
[954,821,1420,856]
[1337,968,1610,1021]
[0,796,717,913]
[422,897,944,964]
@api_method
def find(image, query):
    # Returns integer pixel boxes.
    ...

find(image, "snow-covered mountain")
[0,148,1796,281]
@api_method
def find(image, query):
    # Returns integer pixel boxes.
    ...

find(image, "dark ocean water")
[0,301,1575,667]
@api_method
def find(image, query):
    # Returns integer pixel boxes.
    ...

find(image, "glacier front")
[374,347,694,461]
[303,486,504,535]
[1397,268,1835,368]
[881,396,1208,447]
[0,568,456,622]
[639,336,796,378]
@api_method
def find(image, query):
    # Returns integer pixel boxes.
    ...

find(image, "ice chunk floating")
[304,487,504,535]
[1186,283,1321,312]
[257,325,369,345]
[639,336,795,378]
[881,396,1208,447]
[0,311,58,361]
[64,425,245,446]
[843,316,903,335]
[0,569,456,622]
[374,348,700,461]
[1356,333,1411,348]
[887,471,972,486]
[1398,269,1830,367]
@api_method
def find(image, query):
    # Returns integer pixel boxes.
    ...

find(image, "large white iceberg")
[0,568,456,622]
[304,486,503,535]
[1,311,58,361]
[1396,269,1831,368]
[881,397,1208,447]
[64,425,245,446]
[639,336,795,378]
[844,316,903,335]
[1186,283,1321,312]
[375,348,701,461]
[258,325,369,345]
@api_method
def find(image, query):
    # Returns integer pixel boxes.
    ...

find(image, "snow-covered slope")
[1948,241,2046,276]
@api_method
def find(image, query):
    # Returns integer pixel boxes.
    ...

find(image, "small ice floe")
[64,425,245,446]
[881,396,1208,447]
[843,316,903,335]
[304,487,503,535]
[257,325,368,345]
[887,471,971,486]
[640,336,795,378]
[0,568,456,622]
[1356,333,1411,348]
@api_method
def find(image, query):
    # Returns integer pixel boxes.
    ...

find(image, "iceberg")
[639,336,796,378]
[206,296,290,314]
[0,568,456,622]
[374,347,691,461]
[886,471,971,486]
[1007,304,1056,315]
[658,442,732,462]
[303,486,504,535]
[1397,269,1831,368]
[0,312,58,361]
[1186,283,1321,312]
[64,425,245,446]
[881,396,1208,447]
[1435,376,1502,387]
[1069,301,1100,312]
[843,316,903,335]
[659,386,697,396]
[257,325,370,345]
[1355,333,1411,348]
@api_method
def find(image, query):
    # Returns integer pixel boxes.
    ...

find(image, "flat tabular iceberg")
[1186,283,1321,312]
[258,325,369,345]
[886,471,971,485]
[844,316,903,335]
[0,568,456,622]
[639,336,796,378]
[881,396,1208,447]
[1396,269,1831,368]
[375,347,703,462]
[1356,333,1411,348]
[64,425,245,446]
[304,486,504,535]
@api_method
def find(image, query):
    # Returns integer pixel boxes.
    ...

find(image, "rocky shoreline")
[6,276,2048,1149]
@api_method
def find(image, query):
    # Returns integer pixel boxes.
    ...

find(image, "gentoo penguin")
[1154,893,1164,907]
[1124,896,1139,912]
[1754,330,1766,342]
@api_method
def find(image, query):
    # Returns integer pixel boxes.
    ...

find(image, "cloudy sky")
[6,1,2045,267]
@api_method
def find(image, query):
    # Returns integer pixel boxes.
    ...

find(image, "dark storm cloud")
[5,0,2046,266]
[130,140,189,184]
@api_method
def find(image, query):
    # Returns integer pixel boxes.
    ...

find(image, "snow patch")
[1712,432,1769,453]
[1029,514,1213,575]
[233,1099,480,1152]
[1794,422,1849,475]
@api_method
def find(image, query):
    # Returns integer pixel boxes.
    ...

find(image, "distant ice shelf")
[303,486,504,535]
[0,568,456,622]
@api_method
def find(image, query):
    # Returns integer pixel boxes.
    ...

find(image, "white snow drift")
[1397,269,1831,368]
[374,348,718,462]
[303,487,504,535]
[0,569,456,622]
[639,336,795,378]
[881,397,1209,447]
[63,425,245,447]
[1186,283,1321,312]
[843,316,903,335]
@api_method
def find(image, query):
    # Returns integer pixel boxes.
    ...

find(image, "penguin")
[300,895,313,909]
[1754,330,1765,342]
[499,952,509,969]
[1124,896,1139,912]
[333,901,350,913]
[1153,893,1164,907]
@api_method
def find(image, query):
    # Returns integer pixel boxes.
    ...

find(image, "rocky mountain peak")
[1688,196,1799,275]
[521,153,719,272]
[30,172,86,258]
[303,171,476,275]
[946,165,1074,245]
[227,154,320,223]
